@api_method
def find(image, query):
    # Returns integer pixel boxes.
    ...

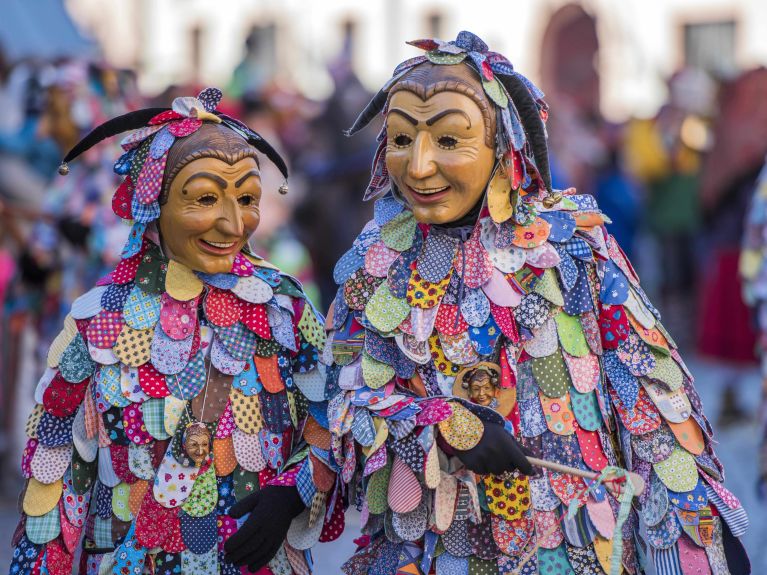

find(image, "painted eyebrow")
[235,170,261,188]
[426,109,472,127]
[389,108,418,125]
[183,172,227,190]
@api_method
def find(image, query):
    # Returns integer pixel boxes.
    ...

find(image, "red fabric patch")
[113,251,144,284]
[319,492,346,543]
[163,512,186,553]
[490,302,519,342]
[112,176,134,219]
[136,487,175,548]
[258,467,278,487]
[138,362,170,398]
[204,288,242,327]
[575,425,608,472]
[609,386,661,435]
[123,403,154,446]
[110,444,139,484]
[149,110,184,125]
[217,515,238,551]
[43,373,88,417]
[59,501,82,554]
[434,304,468,336]
[549,471,589,506]
[44,538,73,575]
[599,304,630,349]
[21,438,37,479]
[74,319,90,340]
[168,118,203,137]
[239,301,271,339]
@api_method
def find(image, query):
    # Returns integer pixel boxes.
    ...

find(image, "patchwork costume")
[296,33,751,575]
[10,89,330,575]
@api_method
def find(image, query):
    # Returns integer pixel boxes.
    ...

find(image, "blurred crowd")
[2,37,767,497]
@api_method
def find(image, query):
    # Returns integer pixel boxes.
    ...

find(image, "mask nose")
[407,133,437,181]
[217,197,245,238]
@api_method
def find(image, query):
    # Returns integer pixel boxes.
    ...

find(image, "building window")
[426,12,444,38]
[683,20,737,75]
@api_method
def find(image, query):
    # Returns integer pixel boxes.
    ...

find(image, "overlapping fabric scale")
[11,238,332,575]
[317,190,747,575]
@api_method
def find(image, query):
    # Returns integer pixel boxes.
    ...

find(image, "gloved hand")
[453,420,534,476]
[224,484,305,572]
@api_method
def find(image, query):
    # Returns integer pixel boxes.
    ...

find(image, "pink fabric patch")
[160,293,198,341]
[231,253,255,277]
[168,117,203,137]
[134,153,167,204]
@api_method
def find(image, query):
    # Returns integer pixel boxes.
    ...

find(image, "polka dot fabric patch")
[438,402,483,451]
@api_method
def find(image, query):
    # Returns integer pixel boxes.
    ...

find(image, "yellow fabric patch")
[487,169,513,223]
[483,474,531,521]
[437,402,483,451]
[230,388,264,435]
[163,395,187,437]
[165,260,203,301]
[112,325,152,367]
[363,417,390,457]
[298,303,327,350]
[47,314,78,368]
[112,482,132,522]
[406,271,450,309]
[424,441,441,489]
[365,283,410,333]
[23,477,62,517]
[428,334,459,376]
[26,404,44,439]
[647,351,683,389]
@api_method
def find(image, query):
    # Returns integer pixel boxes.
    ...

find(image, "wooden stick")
[527,456,645,496]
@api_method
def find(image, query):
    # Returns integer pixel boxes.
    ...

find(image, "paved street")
[1,356,765,574]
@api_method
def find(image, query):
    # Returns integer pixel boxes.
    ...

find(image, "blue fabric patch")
[37,411,75,447]
[121,222,147,258]
[600,260,630,305]
[468,315,502,356]
[251,266,282,287]
[553,244,579,292]
[333,247,365,286]
[540,211,576,243]
[374,196,404,227]
[131,195,160,223]
[564,237,593,261]
[150,126,175,159]
[101,282,133,312]
[196,272,238,289]
[603,350,639,409]
[114,148,137,175]
[179,511,217,554]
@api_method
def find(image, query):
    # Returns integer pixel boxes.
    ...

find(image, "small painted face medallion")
[158,156,262,273]
[385,90,496,225]
[184,423,211,467]
[468,370,499,408]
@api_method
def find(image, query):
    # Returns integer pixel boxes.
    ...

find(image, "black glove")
[453,420,534,476]
[224,484,305,572]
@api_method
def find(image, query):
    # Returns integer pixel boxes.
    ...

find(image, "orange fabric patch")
[511,217,550,248]
[213,437,238,476]
[304,417,331,450]
[129,480,150,517]
[254,354,284,393]
[668,418,706,455]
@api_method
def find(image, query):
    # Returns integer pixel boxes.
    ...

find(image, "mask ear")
[496,73,551,193]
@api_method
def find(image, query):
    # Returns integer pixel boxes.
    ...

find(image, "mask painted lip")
[406,184,451,205]
[197,238,240,255]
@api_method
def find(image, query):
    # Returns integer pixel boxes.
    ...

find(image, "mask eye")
[393,133,413,148]
[197,194,217,206]
[437,136,458,150]
[238,195,258,207]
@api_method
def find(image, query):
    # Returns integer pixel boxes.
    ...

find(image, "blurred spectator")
[697,68,767,427]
